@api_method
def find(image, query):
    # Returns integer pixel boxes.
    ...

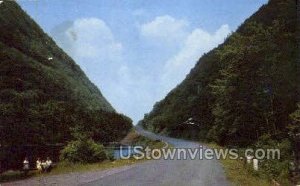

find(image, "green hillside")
[141,0,299,146]
[0,0,132,161]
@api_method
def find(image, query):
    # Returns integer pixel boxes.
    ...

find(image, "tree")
[209,20,296,146]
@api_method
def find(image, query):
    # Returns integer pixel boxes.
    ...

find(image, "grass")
[0,158,142,183]
[121,129,166,149]
[0,170,35,183]
[205,143,271,186]
[220,156,270,186]
[206,143,295,185]
[0,129,166,183]
[49,158,143,175]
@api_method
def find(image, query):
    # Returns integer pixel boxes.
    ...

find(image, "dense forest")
[0,1,132,169]
[141,0,299,147]
[140,0,299,181]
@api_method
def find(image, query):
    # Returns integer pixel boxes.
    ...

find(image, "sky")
[18,0,268,124]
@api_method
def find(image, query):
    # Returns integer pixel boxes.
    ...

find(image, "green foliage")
[60,132,108,163]
[209,18,297,145]
[253,135,292,183]
[0,1,132,170]
[289,103,300,135]
[141,0,298,146]
[140,0,297,181]
[60,139,107,163]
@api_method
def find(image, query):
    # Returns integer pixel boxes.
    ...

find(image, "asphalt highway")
[84,127,229,186]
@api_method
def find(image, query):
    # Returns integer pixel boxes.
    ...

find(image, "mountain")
[0,1,132,151]
[140,0,299,147]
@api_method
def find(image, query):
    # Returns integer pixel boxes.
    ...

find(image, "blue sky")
[18,0,268,124]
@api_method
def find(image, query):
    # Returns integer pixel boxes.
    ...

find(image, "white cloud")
[161,24,231,94]
[51,17,231,124]
[140,15,188,45]
[51,18,158,123]
[52,18,122,62]
[51,18,129,116]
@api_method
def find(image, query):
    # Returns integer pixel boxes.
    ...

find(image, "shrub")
[254,134,292,183]
[60,138,107,163]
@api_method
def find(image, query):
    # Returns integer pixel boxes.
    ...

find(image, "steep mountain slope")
[0,1,114,112]
[0,1,132,151]
[140,0,299,147]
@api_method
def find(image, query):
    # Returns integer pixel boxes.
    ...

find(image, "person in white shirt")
[45,157,53,172]
[36,158,43,173]
[23,157,29,175]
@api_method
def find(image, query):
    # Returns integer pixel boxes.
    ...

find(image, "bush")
[254,134,292,184]
[60,138,107,163]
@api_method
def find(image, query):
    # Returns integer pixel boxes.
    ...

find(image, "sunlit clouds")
[51,15,230,123]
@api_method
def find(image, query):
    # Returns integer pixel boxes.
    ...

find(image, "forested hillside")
[0,0,132,166]
[141,0,299,147]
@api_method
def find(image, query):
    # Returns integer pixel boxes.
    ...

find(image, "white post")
[253,159,258,171]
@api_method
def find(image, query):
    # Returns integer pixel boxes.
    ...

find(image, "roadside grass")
[49,129,168,176]
[48,158,142,175]
[120,128,141,145]
[0,129,166,183]
[0,158,141,183]
[220,156,270,186]
[0,170,36,183]
[206,143,270,186]
[121,129,166,149]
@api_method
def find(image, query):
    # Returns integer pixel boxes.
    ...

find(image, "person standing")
[36,158,43,173]
[23,157,29,175]
[45,157,52,172]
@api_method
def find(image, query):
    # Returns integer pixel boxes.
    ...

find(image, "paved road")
[5,128,229,186]
[84,127,230,186]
